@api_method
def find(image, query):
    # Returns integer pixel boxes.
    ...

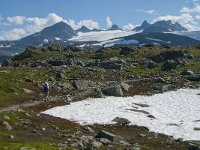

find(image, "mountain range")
[0,20,200,60]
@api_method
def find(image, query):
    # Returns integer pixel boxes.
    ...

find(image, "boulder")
[188,74,200,81]
[48,60,65,66]
[143,61,157,69]
[2,121,12,130]
[161,84,176,92]
[73,80,89,91]
[103,85,123,97]
[180,70,194,76]
[100,59,125,70]
[56,72,65,79]
[161,60,184,71]
[91,141,103,149]
[95,130,124,144]
[112,117,131,125]
[151,50,192,63]
[120,82,130,92]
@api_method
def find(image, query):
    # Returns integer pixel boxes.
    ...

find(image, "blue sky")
[0,0,200,40]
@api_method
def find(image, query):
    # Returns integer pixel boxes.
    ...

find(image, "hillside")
[0,45,200,149]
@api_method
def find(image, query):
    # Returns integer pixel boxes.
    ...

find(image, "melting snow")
[69,30,136,42]
[43,88,200,141]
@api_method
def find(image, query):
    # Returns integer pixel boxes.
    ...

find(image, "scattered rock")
[3,115,10,120]
[133,103,150,107]
[103,85,123,97]
[73,80,89,91]
[120,82,130,92]
[2,121,12,130]
[91,141,103,149]
[180,70,194,76]
[9,135,14,139]
[161,84,176,92]
[23,88,33,94]
[95,130,124,144]
[188,74,200,81]
[112,117,131,125]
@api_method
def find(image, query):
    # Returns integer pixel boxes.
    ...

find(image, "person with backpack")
[43,82,49,101]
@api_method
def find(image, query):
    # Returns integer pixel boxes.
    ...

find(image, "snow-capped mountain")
[143,20,188,33]
[133,20,150,32]
[0,20,199,58]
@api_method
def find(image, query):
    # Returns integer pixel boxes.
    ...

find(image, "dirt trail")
[0,100,44,113]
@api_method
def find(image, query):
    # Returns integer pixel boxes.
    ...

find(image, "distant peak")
[108,24,122,30]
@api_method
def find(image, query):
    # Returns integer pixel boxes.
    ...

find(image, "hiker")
[43,82,49,101]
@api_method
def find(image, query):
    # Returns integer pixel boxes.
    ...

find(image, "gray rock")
[100,59,124,70]
[188,74,200,81]
[103,85,123,97]
[56,72,65,79]
[95,130,124,144]
[144,61,157,69]
[23,88,33,94]
[20,147,28,150]
[91,141,103,149]
[100,138,112,144]
[3,115,10,120]
[73,80,89,91]
[2,121,12,130]
[112,117,131,125]
[126,75,134,80]
[48,60,65,66]
[120,82,130,92]
[188,143,200,150]
[180,70,194,76]
[161,84,176,92]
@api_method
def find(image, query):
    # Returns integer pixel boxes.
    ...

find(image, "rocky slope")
[0,45,200,149]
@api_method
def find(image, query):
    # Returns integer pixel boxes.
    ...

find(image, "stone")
[56,72,65,79]
[91,141,103,149]
[2,121,12,130]
[120,140,131,146]
[188,143,200,150]
[188,74,200,81]
[112,117,131,125]
[73,80,89,91]
[9,135,14,139]
[103,85,123,97]
[20,147,28,150]
[100,138,112,144]
[48,60,65,66]
[161,84,176,92]
[95,130,124,144]
[23,88,33,94]
[3,115,10,120]
[180,70,194,76]
[120,82,130,92]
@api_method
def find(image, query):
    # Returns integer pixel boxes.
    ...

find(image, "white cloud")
[106,16,112,28]
[7,16,26,25]
[146,9,157,15]
[180,4,200,14]
[153,13,199,31]
[195,15,200,19]
[0,28,26,41]
[123,23,135,31]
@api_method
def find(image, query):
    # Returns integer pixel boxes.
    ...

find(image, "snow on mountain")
[174,31,200,41]
[93,38,139,47]
[43,88,200,141]
[69,30,135,42]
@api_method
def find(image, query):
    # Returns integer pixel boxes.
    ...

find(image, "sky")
[0,0,200,41]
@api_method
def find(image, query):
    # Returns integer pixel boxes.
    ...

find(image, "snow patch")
[43,88,200,141]
[69,30,136,42]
